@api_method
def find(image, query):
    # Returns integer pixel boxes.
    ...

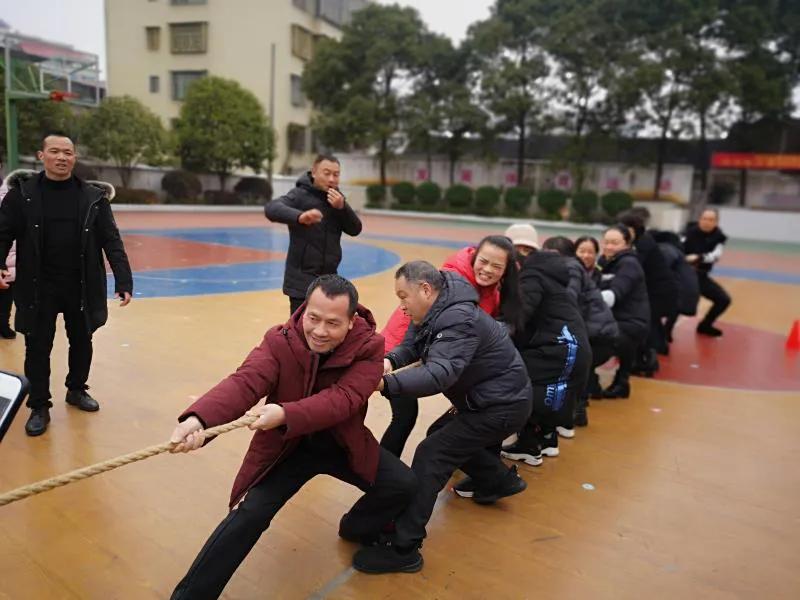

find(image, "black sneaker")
[352,543,423,574]
[472,466,527,505]
[602,381,630,399]
[539,430,559,458]
[501,440,543,466]
[0,324,15,339]
[697,323,723,337]
[66,390,99,412]
[25,408,51,436]
[452,476,477,498]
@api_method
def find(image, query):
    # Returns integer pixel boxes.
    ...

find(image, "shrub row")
[365,182,633,221]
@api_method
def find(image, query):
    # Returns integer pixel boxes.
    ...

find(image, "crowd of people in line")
[0,145,733,597]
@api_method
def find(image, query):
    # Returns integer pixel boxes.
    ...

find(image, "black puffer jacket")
[634,232,678,314]
[515,252,591,386]
[565,257,619,341]
[0,170,132,336]
[384,271,531,412]
[598,249,650,336]
[265,172,362,298]
[683,222,727,274]
[652,230,699,316]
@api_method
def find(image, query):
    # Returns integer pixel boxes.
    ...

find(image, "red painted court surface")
[1,209,799,599]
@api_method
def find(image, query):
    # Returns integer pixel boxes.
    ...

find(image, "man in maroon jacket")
[168,275,417,599]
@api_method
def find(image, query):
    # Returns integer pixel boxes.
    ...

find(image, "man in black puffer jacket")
[353,261,531,575]
[500,249,591,463]
[684,208,730,337]
[0,134,133,437]
[265,155,362,315]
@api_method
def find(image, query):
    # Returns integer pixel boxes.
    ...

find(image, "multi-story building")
[104,0,367,174]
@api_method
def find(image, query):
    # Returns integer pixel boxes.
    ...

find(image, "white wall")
[716,206,800,244]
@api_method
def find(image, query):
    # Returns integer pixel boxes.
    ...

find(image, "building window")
[292,0,309,11]
[317,0,366,27]
[146,27,161,51]
[171,70,206,100]
[290,75,307,108]
[288,123,307,154]
[149,75,160,93]
[170,22,208,54]
[171,0,207,5]
[291,24,314,61]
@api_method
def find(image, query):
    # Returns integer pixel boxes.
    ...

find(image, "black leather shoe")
[602,381,630,399]
[353,543,423,574]
[25,408,51,436]
[66,390,100,412]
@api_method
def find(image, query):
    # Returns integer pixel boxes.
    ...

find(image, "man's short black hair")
[313,154,340,167]
[394,261,444,291]
[306,274,358,317]
[542,235,576,257]
[41,132,74,150]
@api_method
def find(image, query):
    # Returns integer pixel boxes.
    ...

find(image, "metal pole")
[268,42,275,187]
[4,42,19,171]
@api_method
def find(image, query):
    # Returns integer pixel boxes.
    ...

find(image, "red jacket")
[180,304,385,507]
[381,246,502,352]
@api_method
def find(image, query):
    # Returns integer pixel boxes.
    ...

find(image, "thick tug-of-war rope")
[0,360,422,508]
[0,414,259,508]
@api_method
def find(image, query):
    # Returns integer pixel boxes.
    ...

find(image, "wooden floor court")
[1,211,798,599]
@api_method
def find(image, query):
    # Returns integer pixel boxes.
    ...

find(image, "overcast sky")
[0,0,493,80]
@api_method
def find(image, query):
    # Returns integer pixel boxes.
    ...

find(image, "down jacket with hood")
[0,169,132,335]
[564,257,619,341]
[383,271,530,413]
[381,246,501,352]
[598,249,650,336]
[179,303,385,508]
[264,172,362,299]
[516,251,591,387]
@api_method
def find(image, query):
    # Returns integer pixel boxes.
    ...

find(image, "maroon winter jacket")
[179,303,385,508]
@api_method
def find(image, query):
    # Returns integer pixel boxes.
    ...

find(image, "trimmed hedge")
[601,191,634,217]
[234,177,272,203]
[114,188,160,204]
[162,169,202,203]
[572,190,599,221]
[504,187,533,215]
[537,189,568,218]
[391,181,416,205]
[475,186,501,216]
[445,184,473,212]
[366,184,386,207]
[416,181,441,206]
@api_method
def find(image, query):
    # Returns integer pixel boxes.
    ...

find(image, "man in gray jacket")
[264,155,362,315]
[352,261,532,575]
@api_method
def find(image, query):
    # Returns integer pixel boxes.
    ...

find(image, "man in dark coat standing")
[0,134,133,436]
[168,275,416,599]
[265,155,362,315]
[352,262,532,575]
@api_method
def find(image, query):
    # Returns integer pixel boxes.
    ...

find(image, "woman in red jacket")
[379,235,521,456]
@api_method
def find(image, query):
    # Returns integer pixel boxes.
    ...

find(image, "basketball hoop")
[48,90,79,102]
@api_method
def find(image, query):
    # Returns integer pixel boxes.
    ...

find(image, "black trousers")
[0,283,13,326]
[613,323,644,385]
[25,280,92,410]
[172,433,416,600]
[393,397,531,549]
[289,296,305,316]
[380,393,419,457]
[698,272,730,327]
[580,337,616,404]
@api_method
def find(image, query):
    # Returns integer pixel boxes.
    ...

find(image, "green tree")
[175,76,274,190]
[468,0,555,185]
[303,4,426,186]
[82,96,167,188]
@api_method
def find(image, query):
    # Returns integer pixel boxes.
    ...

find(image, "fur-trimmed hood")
[3,169,116,201]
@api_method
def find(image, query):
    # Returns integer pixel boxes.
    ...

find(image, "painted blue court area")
[112,227,400,298]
